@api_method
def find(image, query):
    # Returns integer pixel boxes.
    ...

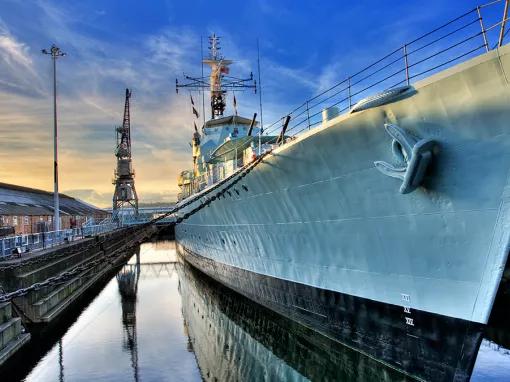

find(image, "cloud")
[63,189,111,207]
[0,34,32,70]
[0,1,336,207]
[256,0,292,19]
[0,2,200,203]
[316,62,345,94]
[0,19,44,97]
[145,28,197,72]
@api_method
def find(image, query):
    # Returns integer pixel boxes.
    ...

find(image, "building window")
[48,216,52,223]
[13,216,18,226]
[24,216,29,225]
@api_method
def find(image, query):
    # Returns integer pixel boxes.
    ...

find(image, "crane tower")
[112,88,138,218]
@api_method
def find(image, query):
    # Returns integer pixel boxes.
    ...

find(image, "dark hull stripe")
[177,242,484,382]
[178,258,414,381]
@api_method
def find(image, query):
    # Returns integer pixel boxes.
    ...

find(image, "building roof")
[0,202,53,216]
[0,182,107,216]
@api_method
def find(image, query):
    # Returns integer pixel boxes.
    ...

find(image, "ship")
[174,3,510,380]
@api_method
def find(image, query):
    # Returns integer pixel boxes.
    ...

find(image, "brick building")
[0,182,109,235]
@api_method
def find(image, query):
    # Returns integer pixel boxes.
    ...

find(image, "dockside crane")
[112,88,139,220]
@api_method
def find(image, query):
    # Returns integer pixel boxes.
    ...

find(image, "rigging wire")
[257,39,264,155]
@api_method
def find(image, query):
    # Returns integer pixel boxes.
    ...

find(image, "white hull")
[176,45,510,325]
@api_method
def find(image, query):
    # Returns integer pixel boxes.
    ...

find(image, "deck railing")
[0,223,118,258]
[264,0,509,140]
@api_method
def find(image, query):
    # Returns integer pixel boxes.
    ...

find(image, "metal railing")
[264,0,509,140]
[0,223,117,258]
[120,208,177,226]
[0,207,180,258]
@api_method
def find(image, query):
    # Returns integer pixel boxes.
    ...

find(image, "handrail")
[0,223,118,258]
[263,1,507,142]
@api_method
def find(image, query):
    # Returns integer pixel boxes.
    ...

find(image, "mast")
[203,34,232,119]
[201,36,206,125]
[176,34,256,120]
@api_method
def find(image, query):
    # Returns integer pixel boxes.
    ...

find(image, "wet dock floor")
[1,240,509,381]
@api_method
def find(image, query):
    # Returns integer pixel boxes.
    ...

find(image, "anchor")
[374,123,436,194]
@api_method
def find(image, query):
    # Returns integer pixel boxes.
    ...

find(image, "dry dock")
[0,223,166,366]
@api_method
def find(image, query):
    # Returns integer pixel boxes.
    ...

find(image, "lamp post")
[42,45,66,232]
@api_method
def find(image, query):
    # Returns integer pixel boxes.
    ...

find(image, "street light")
[42,45,66,232]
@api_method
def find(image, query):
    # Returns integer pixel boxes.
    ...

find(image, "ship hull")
[177,254,415,381]
[175,45,510,379]
[178,244,483,381]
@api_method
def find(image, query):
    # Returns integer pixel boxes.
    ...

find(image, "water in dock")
[1,240,509,381]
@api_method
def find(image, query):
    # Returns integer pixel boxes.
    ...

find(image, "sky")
[0,0,503,207]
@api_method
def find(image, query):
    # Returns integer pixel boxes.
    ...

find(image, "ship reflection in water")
[177,253,510,382]
[178,256,410,382]
[9,240,510,382]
